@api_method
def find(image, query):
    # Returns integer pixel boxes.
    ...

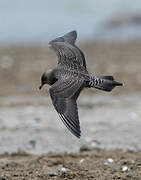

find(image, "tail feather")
[88,75,123,92]
[98,76,114,81]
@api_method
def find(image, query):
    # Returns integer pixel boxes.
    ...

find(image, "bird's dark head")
[39,69,53,90]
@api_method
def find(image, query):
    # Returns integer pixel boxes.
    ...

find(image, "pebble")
[127,146,138,153]
[29,140,36,148]
[79,159,85,163]
[48,172,58,177]
[122,166,130,172]
[90,142,97,148]
[90,140,101,148]
[104,162,109,166]
[61,167,69,173]
[107,158,114,163]
[104,158,114,165]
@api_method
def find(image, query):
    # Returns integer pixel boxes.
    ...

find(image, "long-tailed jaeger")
[39,30,123,138]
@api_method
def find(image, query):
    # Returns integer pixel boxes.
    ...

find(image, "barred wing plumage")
[49,78,85,138]
[49,31,87,68]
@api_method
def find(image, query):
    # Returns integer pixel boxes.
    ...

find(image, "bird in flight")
[39,30,123,138]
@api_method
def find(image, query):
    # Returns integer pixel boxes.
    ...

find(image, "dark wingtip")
[77,134,81,139]
[58,113,81,139]
[48,30,78,46]
[63,30,77,44]
[69,30,77,37]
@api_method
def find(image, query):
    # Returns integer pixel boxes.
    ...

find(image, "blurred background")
[0,0,141,154]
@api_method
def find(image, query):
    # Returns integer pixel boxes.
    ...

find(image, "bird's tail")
[87,75,123,92]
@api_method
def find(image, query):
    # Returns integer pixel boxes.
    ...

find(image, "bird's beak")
[39,84,43,90]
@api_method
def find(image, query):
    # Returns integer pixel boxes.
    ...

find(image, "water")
[1,0,141,45]
[0,94,141,154]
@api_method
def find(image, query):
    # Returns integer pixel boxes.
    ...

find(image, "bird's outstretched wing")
[49,78,85,138]
[49,31,87,68]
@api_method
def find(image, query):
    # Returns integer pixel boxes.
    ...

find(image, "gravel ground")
[0,148,141,180]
